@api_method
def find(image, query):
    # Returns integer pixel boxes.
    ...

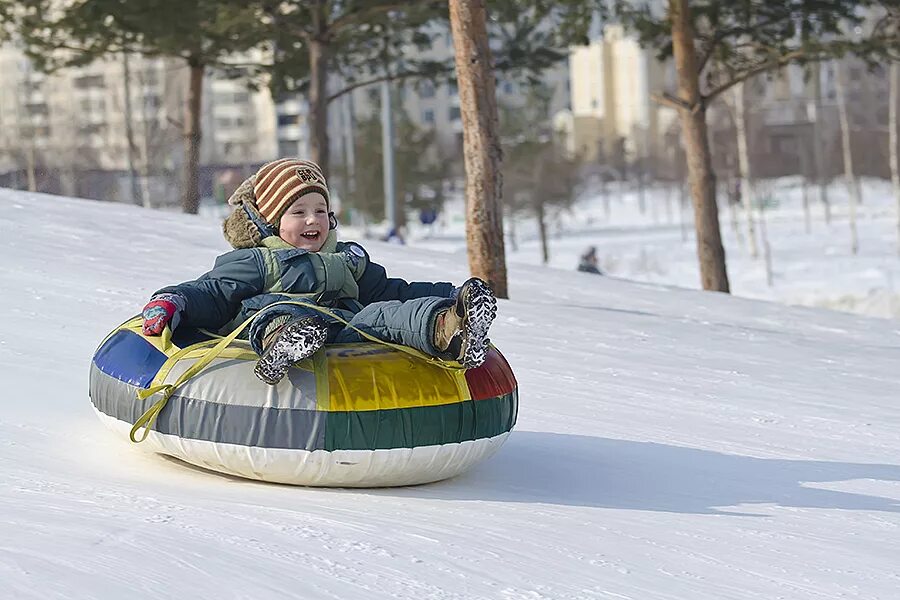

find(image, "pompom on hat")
[222,158,331,249]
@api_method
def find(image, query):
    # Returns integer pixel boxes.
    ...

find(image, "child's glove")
[141,293,185,336]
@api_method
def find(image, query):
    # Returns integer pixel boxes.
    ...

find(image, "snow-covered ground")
[2,188,900,599]
[408,177,900,319]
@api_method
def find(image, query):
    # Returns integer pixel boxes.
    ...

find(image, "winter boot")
[254,316,328,385]
[433,277,497,368]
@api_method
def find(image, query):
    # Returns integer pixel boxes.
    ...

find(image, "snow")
[2,187,900,600]
[409,177,900,320]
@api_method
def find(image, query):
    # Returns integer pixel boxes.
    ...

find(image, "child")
[577,245,603,275]
[140,158,497,385]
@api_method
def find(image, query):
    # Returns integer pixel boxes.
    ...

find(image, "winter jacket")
[155,235,454,335]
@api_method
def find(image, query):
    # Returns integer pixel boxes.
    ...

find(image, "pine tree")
[608,0,900,292]
[13,0,267,214]
[501,85,582,265]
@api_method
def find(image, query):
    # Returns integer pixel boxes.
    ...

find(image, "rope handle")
[129,300,467,443]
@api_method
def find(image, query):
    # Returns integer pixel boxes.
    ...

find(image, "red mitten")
[141,294,184,336]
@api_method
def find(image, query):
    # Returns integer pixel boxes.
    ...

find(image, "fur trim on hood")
[222,175,268,249]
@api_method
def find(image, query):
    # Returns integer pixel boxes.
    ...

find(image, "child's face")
[279,193,330,251]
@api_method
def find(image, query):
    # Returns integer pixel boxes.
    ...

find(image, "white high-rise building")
[0,44,279,202]
[566,25,677,165]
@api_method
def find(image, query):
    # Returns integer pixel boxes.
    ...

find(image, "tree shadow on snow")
[377,432,900,516]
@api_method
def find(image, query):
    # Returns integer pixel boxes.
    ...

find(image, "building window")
[78,123,106,136]
[449,106,461,121]
[74,75,104,89]
[279,140,299,156]
[79,98,106,113]
[448,81,458,96]
[143,94,160,111]
[140,70,158,86]
[423,109,435,124]
[277,113,299,126]
[770,134,797,156]
[26,103,48,116]
[503,81,514,95]
[419,80,435,98]
[21,125,51,138]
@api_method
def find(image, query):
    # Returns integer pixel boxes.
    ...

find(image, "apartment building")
[565,25,678,169]
[0,44,279,203]
[328,24,571,165]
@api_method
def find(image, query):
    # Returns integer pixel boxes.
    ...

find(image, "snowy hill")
[2,188,899,600]
[410,178,900,320]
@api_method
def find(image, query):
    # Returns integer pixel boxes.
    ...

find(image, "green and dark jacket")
[155,233,453,335]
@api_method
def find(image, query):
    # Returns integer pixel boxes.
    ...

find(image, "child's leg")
[333,296,453,356]
[249,303,331,385]
[335,279,497,368]
[248,303,324,356]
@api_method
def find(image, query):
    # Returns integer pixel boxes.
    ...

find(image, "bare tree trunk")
[637,159,647,215]
[665,182,673,223]
[834,62,859,255]
[679,179,688,242]
[25,144,36,192]
[727,177,743,249]
[808,66,831,223]
[670,0,729,292]
[535,200,549,264]
[648,175,659,223]
[760,206,774,287]
[802,177,812,234]
[180,62,203,215]
[308,36,330,176]
[799,147,812,234]
[734,81,759,259]
[601,176,610,220]
[449,0,508,297]
[122,53,141,206]
[890,62,900,255]
[507,212,518,252]
[138,69,153,209]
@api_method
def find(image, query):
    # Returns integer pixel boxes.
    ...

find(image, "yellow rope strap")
[130,315,255,443]
[130,301,466,443]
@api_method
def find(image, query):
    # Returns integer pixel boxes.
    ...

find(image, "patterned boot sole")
[458,279,498,369]
[254,318,328,385]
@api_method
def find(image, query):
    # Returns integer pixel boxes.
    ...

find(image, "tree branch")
[329,1,425,31]
[703,49,806,103]
[696,15,791,76]
[651,91,695,112]
[327,65,453,103]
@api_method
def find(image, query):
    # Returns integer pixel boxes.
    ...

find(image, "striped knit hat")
[253,158,329,225]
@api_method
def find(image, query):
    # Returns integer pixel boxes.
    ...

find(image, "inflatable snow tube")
[89,318,518,487]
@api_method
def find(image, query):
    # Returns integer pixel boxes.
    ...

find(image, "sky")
[1,187,899,600]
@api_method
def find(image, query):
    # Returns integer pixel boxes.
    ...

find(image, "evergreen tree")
[14,0,266,214]
[607,0,900,292]
[338,96,454,225]
[501,85,582,264]
[265,1,445,176]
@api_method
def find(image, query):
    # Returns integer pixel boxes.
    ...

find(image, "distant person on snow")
[381,226,406,245]
[139,158,497,385]
[577,246,604,275]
